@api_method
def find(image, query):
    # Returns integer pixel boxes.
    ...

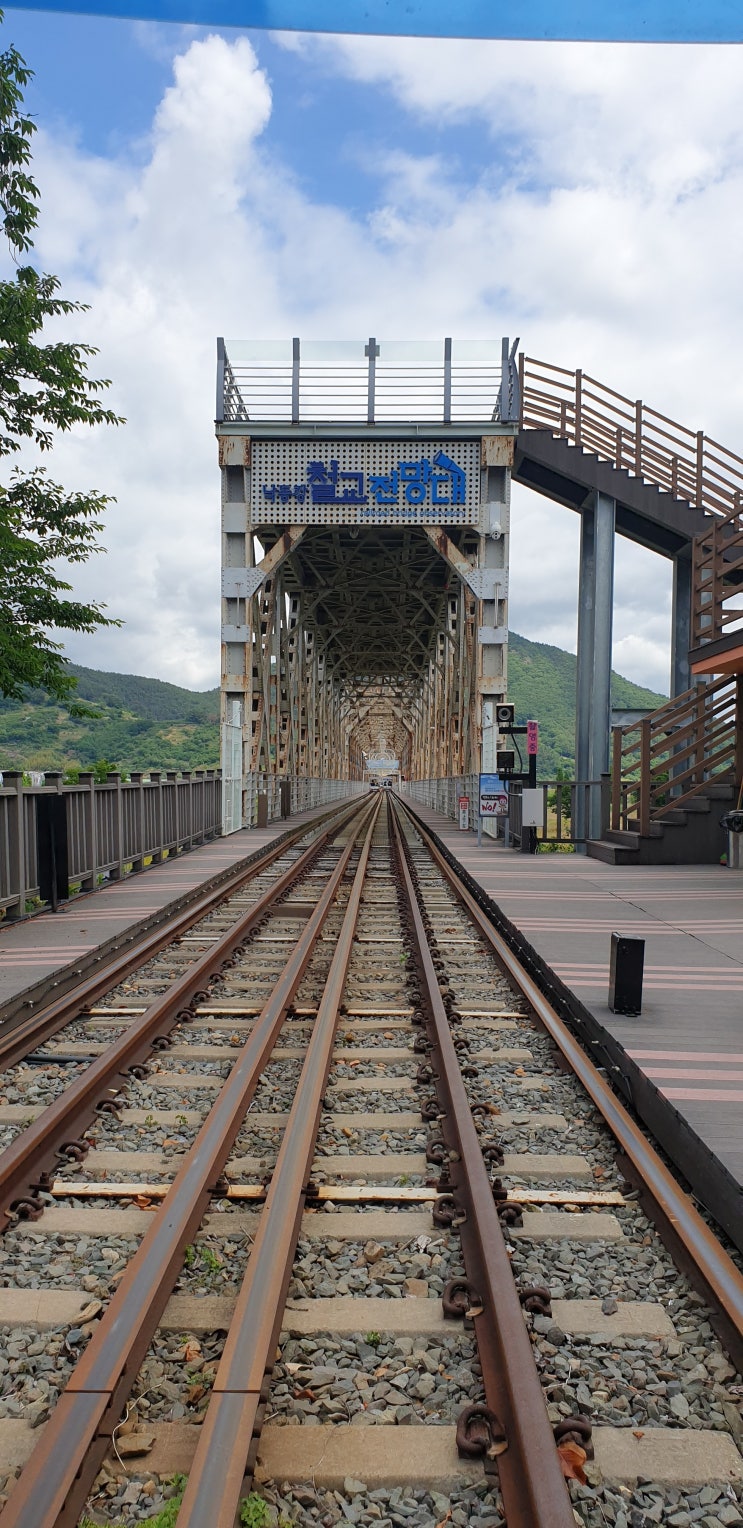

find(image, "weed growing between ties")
[80,1472,187,1527]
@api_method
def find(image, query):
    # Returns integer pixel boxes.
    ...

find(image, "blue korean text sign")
[260,450,465,515]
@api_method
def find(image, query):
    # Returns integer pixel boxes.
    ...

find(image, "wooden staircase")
[588,676,742,864]
[519,356,743,864]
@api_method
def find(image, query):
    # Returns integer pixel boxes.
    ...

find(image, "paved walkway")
[408,802,743,1193]
[0,806,332,1012]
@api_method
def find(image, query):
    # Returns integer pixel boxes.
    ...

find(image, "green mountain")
[0,664,221,775]
[0,638,666,779]
[507,631,666,778]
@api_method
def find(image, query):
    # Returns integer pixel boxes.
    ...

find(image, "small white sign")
[458,795,470,830]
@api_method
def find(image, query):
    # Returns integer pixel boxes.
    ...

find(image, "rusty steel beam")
[396,795,743,1373]
[177,795,382,1526]
[0,797,354,1071]
[1,796,377,1528]
[0,795,368,1230]
[389,800,575,1528]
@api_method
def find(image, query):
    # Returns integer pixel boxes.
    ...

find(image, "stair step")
[586,839,638,865]
[624,821,664,839]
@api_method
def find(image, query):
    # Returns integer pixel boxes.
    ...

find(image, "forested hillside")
[0,640,666,778]
[507,632,666,777]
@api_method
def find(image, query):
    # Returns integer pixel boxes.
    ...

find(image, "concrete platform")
[0,804,338,1017]
[405,801,743,1248]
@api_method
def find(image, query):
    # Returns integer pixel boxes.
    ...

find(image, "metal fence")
[241,774,365,828]
[217,337,520,426]
[404,775,608,848]
[0,770,222,919]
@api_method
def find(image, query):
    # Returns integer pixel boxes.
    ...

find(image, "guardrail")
[520,354,743,521]
[217,337,516,426]
[0,771,222,919]
[404,775,605,848]
[611,676,743,835]
[242,774,365,828]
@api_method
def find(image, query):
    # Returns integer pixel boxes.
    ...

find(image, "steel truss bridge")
[217,337,743,842]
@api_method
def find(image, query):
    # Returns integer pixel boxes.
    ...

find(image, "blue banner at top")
[5,0,743,39]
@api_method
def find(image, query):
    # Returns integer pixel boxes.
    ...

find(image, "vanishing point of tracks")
[0,793,741,1528]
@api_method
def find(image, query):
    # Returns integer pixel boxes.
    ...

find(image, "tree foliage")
[0,17,122,705]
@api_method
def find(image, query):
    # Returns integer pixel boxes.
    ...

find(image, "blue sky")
[4,12,743,692]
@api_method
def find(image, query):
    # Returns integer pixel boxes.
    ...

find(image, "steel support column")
[671,551,692,698]
[575,492,615,845]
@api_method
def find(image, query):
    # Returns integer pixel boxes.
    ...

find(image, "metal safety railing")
[404,775,606,847]
[610,675,743,835]
[241,774,365,829]
[217,337,520,426]
[520,354,743,519]
[520,354,743,659]
[0,770,222,918]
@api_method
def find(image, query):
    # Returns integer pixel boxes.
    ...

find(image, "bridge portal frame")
[217,409,516,833]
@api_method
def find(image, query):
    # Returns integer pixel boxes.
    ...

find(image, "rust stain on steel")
[1,797,375,1528]
[481,435,515,468]
[178,796,382,1527]
[0,797,365,1231]
[389,800,575,1528]
[0,812,335,1074]
[398,795,743,1374]
[217,434,251,467]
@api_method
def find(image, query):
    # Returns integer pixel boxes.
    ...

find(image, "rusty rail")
[177,796,381,1526]
[396,794,743,1371]
[0,794,369,1229]
[0,796,377,1528]
[0,796,360,1071]
[389,799,575,1528]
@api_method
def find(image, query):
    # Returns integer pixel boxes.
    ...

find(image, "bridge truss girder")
[220,429,513,829]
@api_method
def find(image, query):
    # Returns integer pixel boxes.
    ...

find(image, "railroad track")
[0,794,741,1528]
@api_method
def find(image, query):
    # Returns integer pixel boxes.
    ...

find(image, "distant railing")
[0,770,221,919]
[611,676,743,835]
[217,337,520,426]
[520,354,743,521]
[242,773,364,828]
[403,775,604,847]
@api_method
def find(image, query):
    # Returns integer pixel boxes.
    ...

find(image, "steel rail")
[0,797,358,1072]
[1,794,378,1528]
[396,795,743,1372]
[0,794,369,1230]
[177,795,382,1526]
[389,800,575,1528]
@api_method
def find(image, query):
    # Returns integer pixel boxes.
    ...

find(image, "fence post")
[128,774,144,871]
[639,719,651,837]
[107,772,123,879]
[574,369,582,445]
[77,772,97,890]
[735,675,743,791]
[166,771,180,852]
[149,773,163,862]
[696,430,704,507]
[611,727,622,830]
[635,400,642,477]
[3,772,26,919]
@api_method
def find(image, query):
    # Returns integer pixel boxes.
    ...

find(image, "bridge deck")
[409,801,743,1231]
[0,805,331,1014]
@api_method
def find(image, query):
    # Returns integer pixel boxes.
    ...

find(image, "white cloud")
[20,27,743,698]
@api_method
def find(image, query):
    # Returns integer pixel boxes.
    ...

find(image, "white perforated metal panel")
[251,439,480,526]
